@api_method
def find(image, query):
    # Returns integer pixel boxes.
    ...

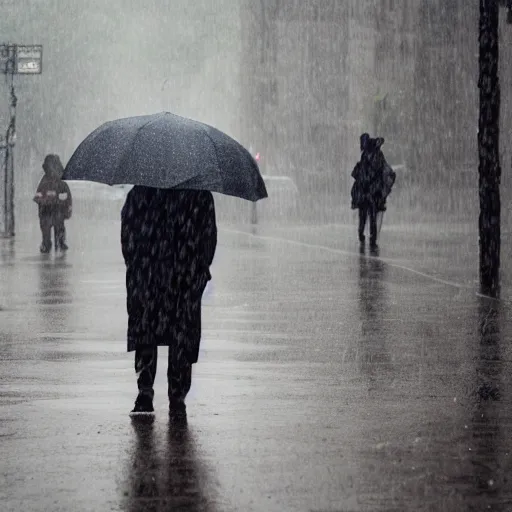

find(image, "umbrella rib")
[198,125,221,177]
[116,115,165,185]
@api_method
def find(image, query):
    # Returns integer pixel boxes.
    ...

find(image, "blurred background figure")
[33,154,72,253]
[351,135,395,248]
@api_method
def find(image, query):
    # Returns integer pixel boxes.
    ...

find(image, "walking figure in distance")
[351,134,395,248]
[33,154,72,253]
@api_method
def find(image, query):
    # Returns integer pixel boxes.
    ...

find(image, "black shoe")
[58,243,69,251]
[130,394,154,415]
[358,234,365,243]
[169,397,186,412]
[168,399,187,424]
[40,243,51,253]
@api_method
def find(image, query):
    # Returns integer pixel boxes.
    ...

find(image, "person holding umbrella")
[62,112,267,415]
[121,187,217,414]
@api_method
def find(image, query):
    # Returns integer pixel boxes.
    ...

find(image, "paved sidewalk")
[1,215,512,511]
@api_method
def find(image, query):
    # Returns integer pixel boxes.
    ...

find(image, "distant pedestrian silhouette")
[351,134,395,247]
[33,154,72,253]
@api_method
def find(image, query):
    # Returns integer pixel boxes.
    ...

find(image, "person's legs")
[39,215,52,252]
[168,349,192,410]
[54,215,67,251]
[358,204,367,243]
[131,345,158,413]
[369,203,378,247]
[135,345,158,398]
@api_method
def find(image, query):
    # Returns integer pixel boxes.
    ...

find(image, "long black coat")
[121,187,217,366]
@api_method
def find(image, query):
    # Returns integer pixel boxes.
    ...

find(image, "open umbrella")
[62,112,267,202]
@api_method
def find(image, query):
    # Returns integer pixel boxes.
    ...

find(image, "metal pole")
[6,128,15,236]
[1,44,16,237]
[3,45,16,237]
[3,139,7,236]
[1,43,41,237]
[2,44,16,237]
[478,0,501,296]
[7,78,16,236]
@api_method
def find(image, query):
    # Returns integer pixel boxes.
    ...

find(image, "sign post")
[0,44,42,237]
[251,152,261,224]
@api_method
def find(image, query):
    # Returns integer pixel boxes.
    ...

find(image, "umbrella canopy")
[62,112,267,201]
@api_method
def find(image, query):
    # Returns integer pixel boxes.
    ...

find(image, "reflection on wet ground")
[122,413,218,512]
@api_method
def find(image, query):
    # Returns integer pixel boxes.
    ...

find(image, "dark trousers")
[40,214,66,249]
[135,346,192,401]
[358,202,377,244]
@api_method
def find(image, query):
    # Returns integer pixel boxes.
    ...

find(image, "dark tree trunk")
[479,0,501,297]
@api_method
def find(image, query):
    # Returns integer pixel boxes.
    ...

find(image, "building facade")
[239,1,495,199]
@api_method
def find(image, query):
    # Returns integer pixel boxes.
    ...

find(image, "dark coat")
[351,138,395,211]
[33,154,72,219]
[121,187,217,366]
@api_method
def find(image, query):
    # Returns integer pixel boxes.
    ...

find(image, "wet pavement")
[1,210,512,511]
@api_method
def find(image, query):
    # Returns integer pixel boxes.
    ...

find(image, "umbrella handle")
[377,211,384,235]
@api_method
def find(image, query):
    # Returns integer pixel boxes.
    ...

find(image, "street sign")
[16,45,42,74]
[0,44,42,74]
[0,43,42,237]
